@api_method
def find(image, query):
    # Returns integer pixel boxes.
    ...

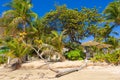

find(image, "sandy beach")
[0,60,120,80]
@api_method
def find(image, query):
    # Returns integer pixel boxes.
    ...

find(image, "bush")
[65,49,85,60]
[91,50,120,65]
[105,52,120,65]
[91,53,106,62]
[0,47,9,64]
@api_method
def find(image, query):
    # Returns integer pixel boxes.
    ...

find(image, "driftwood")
[55,62,87,78]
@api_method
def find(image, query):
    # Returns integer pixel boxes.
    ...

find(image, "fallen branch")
[55,62,87,78]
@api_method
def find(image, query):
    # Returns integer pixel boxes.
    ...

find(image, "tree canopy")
[43,5,103,44]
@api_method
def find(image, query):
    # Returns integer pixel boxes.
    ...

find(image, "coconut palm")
[103,1,120,43]
[50,30,67,61]
[4,38,31,69]
[103,0,120,25]
[1,0,37,36]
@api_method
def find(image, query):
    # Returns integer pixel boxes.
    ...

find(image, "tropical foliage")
[0,0,37,36]
[65,49,85,60]
[0,0,120,66]
[43,5,102,44]
[4,38,31,63]
[91,49,120,65]
[104,0,120,25]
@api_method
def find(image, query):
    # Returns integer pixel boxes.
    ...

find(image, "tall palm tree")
[1,0,37,35]
[103,1,120,43]
[103,0,120,25]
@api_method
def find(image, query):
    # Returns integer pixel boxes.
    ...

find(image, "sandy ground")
[0,60,120,80]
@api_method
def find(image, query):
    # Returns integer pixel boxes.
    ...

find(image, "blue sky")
[0,0,119,42]
[0,0,113,17]
[32,0,113,17]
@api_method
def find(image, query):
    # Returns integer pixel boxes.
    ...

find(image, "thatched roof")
[96,43,112,49]
[81,41,100,46]
[81,41,112,48]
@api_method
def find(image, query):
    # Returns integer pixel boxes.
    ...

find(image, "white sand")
[0,60,120,80]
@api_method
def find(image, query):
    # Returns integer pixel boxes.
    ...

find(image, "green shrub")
[91,53,106,62]
[91,50,120,65]
[0,47,9,64]
[65,49,85,60]
[105,52,120,65]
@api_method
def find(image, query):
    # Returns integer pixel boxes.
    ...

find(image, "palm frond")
[112,31,119,35]
[2,10,16,17]
[51,30,59,37]
[9,17,23,26]
[28,12,38,20]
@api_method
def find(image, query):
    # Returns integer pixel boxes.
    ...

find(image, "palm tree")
[7,39,29,60]
[103,1,120,44]
[103,0,120,25]
[50,30,67,61]
[4,38,31,70]
[1,0,37,35]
